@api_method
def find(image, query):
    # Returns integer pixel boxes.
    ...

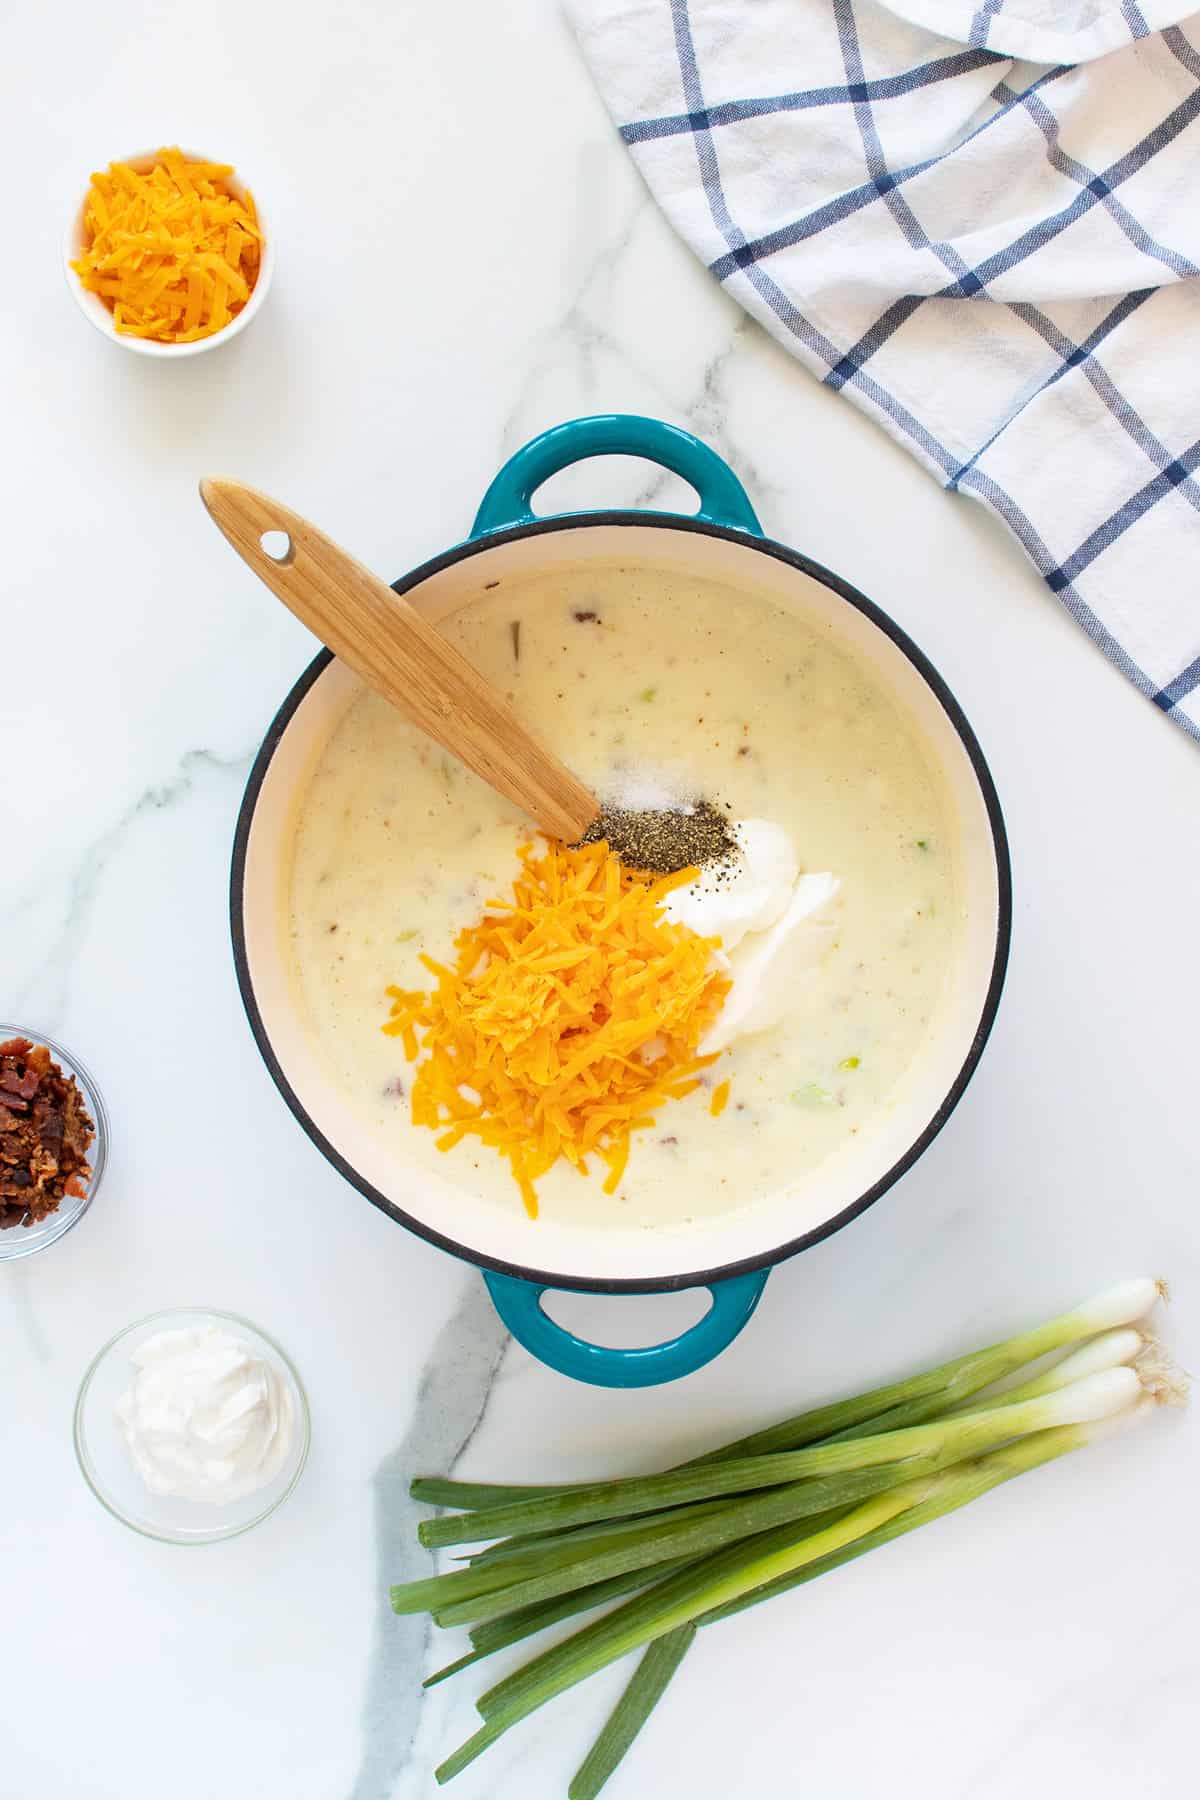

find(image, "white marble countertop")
[5,3,1199,1796]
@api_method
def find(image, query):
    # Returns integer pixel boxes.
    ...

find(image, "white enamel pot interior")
[232,513,1010,1324]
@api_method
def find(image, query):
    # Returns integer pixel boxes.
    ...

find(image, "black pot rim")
[230,512,1012,1295]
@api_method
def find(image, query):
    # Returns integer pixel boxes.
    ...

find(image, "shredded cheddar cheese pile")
[383,839,731,1217]
[72,149,261,343]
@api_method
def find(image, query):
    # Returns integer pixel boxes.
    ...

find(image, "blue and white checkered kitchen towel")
[568,0,1200,743]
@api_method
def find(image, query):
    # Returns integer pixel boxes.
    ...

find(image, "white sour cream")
[663,818,799,948]
[663,817,841,1053]
[704,870,841,1052]
[115,1325,295,1504]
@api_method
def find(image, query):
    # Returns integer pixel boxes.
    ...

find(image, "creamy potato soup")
[286,561,961,1230]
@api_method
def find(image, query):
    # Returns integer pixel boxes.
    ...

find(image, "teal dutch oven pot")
[231,416,1010,1388]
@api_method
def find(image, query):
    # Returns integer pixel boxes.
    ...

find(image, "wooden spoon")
[200,479,601,843]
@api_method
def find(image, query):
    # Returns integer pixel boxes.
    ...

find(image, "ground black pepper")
[575,799,738,874]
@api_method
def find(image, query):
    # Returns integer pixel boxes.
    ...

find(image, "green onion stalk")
[414,1278,1165,1530]
[438,1398,1160,1783]
[406,1364,1146,1562]
[389,1278,1176,1794]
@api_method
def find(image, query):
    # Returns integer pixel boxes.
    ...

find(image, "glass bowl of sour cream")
[73,1308,310,1543]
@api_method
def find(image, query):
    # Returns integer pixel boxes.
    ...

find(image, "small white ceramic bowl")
[74,1308,310,1543]
[64,147,274,358]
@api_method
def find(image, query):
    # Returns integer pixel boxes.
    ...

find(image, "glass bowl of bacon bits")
[0,1029,107,1260]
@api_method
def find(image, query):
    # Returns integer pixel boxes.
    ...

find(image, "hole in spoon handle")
[260,529,294,564]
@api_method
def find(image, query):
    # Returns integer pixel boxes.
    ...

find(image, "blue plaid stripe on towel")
[569,0,1200,743]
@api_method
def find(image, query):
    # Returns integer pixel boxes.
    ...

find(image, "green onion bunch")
[391,1278,1181,1796]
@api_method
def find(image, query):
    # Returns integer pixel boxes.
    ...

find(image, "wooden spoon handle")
[200,478,600,843]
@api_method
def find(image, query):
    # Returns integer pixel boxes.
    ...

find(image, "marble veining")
[351,1278,509,1800]
[4,746,252,1025]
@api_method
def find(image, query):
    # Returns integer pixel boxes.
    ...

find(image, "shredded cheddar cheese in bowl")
[383,839,731,1218]
[71,148,263,345]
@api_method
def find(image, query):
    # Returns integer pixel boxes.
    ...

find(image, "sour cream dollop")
[662,818,841,1052]
[663,818,799,948]
[115,1325,295,1504]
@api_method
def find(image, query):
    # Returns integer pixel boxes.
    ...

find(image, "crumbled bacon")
[0,1038,95,1229]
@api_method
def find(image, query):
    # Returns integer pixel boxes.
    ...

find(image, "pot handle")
[481,1268,770,1387]
[471,415,763,539]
